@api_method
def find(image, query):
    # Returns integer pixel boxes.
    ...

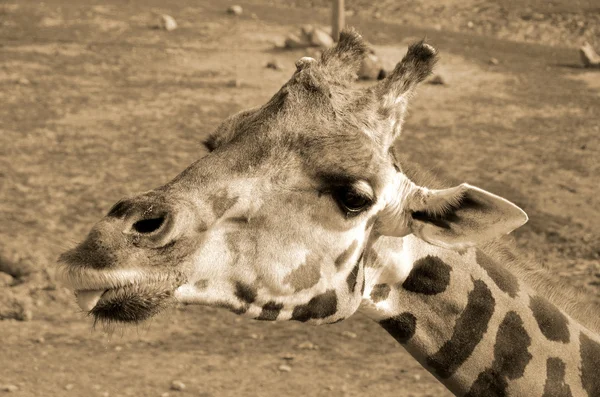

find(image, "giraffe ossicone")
[57,29,600,396]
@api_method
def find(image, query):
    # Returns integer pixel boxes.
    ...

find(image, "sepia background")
[1,0,599,396]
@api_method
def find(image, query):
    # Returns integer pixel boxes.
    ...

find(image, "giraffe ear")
[407,184,528,250]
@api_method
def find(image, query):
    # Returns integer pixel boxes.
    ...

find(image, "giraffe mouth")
[57,265,181,323]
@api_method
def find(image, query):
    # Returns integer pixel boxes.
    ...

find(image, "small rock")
[35,336,45,344]
[278,364,292,372]
[300,24,314,38]
[488,57,499,65]
[227,5,243,16]
[467,21,474,28]
[266,60,283,71]
[580,42,600,68]
[427,74,446,85]
[373,12,381,19]
[413,374,421,381]
[0,385,18,392]
[170,380,186,391]
[160,393,170,397]
[16,77,30,85]
[359,51,385,80]
[101,393,109,397]
[296,341,319,350]
[309,28,334,48]
[65,384,74,391]
[345,9,355,17]
[114,346,122,352]
[281,353,295,360]
[226,79,241,88]
[341,331,357,339]
[0,272,13,287]
[433,24,442,31]
[284,33,310,49]
[158,14,177,31]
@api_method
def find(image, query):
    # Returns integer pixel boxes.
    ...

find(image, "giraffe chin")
[82,283,175,324]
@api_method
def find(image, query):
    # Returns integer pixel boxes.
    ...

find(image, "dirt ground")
[1,1,599,396]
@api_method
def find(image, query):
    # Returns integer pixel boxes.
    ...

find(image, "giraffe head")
[58,29,527,325]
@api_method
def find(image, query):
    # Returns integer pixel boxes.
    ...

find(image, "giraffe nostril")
[132,216,166,234]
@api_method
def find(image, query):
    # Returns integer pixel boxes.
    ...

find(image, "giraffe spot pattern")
[209,192,239,219]
[476,250,519,298]
[580,331,600,397]
[379,312,417,344]
[234,282,257,304]
[402,255,452,296]
[530,295,570,343]
[542,357,573,397]
[370,284,391,303]
[256,301,284,321]
[464,369,508,397]
[426,279,495,379]
[283,254,321,291]
[194,279,209,290]
[335,240,358,268]
[346,253,363,293]
[465,311,532,396]
[291,290,338,322]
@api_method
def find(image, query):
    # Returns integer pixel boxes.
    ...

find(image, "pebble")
[226,79,241,88]
[413,374,421,381]
[467,21,474,28]
[65,384,74,390]
[170,380,186,391]
[278,364,292,372]
[296,341,319,350]
[158,14,177,31]
[427,74,446,85]
[281,353,295,360]
[227,5,243,16]
[284,33,308,49]
[266,61,283,71]
[0,385,18,392]
[341,331,357,339]
[16,77,31,85]
[35,337,45,344]
[488,57,499,65]
[309,28,334,48]
[160,393,170,397]
[0,272,14,287]
[114,346,123,352]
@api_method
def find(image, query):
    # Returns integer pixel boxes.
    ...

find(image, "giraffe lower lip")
[88,283,174,323]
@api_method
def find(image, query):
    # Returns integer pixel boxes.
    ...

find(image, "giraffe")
[57,29,600,396]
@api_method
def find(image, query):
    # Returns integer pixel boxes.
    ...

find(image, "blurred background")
[1,1,598,396]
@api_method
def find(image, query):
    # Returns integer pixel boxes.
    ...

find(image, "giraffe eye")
[333,188,372,216]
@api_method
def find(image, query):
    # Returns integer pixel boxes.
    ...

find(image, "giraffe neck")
[359,234,600,397]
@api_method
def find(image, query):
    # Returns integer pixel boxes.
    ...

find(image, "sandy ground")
[0,1,599,396]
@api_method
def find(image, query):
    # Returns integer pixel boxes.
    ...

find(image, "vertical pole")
[332,0,345,42]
